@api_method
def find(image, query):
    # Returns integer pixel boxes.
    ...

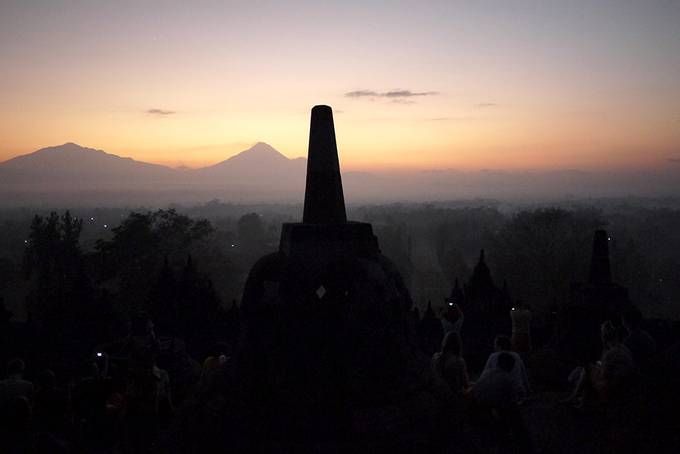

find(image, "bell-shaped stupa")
[239,105,422,441]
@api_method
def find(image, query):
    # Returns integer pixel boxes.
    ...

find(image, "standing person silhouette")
[511,302,532,353]
[441,299,464,336]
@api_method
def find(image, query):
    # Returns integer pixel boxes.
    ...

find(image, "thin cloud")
[476,102,498,108]
[147,108,175,116]
[668,157,680,163]
[345,89,438,99]
[383,90,438,98]
[345,90,379,98]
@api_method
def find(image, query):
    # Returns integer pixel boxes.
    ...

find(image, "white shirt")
[480,351,530,399]
[471,368,516,409]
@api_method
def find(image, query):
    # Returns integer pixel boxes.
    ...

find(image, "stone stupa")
[239,105,425,442]
[559,229,630,362]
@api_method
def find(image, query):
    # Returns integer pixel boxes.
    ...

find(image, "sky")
[1,0,679,171]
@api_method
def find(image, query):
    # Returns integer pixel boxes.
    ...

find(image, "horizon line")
[2,141,678,174]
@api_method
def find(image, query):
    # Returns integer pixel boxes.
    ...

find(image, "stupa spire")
[588,229,612,284]
[302,105,347,224]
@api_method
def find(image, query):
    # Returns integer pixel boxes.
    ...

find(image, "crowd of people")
[431,328,533,450]
[430,302,657,452]
[0,299,662,452]
[0,313,197,453]
[563,308,656,408]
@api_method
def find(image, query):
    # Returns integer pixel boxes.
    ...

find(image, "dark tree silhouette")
[490,208,604,317]
[176,255,222,354]
[95,209,214,314]
[149,256,179,337]
[236,212,266,251]
[23,211,88,322]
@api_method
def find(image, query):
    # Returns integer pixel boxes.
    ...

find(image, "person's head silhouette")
[6,358,26,378]
[494,335,512,352]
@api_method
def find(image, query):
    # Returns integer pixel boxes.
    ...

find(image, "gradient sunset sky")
[1,1,679,171]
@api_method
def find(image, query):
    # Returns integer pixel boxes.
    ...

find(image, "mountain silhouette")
[0,143,174,183]
[196,142,306,183]
[1,142,680,206]
[0,142,311,205]
[0,141,308,181]
[209,142,300,168]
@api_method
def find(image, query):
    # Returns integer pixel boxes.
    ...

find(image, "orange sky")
[1,1,679,171]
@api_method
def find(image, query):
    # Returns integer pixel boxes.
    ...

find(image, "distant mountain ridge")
[0,141,308,181]
[0,142,175,183]
[0,142,310,205]
[1,141,679,207]
[0,142,296,173]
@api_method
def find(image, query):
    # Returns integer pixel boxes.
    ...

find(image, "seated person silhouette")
[432,331,470,396]
[467,352,532,449]
[479,335,530,402]
[565,320,635,406]
[469,352,517,411]
[0,358,34,406]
